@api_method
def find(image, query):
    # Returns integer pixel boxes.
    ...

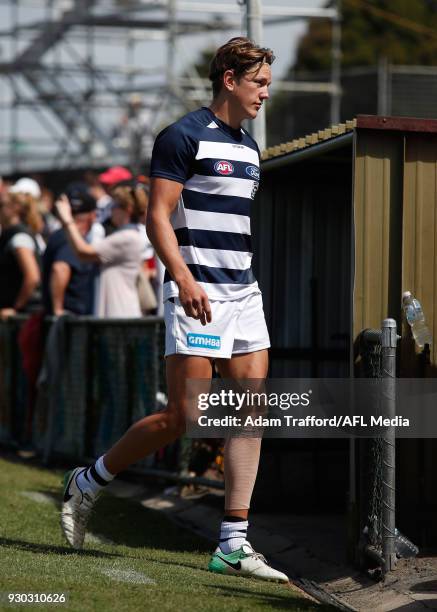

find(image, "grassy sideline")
[0,456,333,612]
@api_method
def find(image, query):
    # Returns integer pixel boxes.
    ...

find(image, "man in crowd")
[43,183,97,316]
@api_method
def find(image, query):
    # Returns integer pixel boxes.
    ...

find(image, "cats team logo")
[214,160,234,176]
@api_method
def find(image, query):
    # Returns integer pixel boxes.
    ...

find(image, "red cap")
[99,166,133,187]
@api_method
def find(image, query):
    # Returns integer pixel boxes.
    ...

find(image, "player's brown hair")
[209,37,275,98]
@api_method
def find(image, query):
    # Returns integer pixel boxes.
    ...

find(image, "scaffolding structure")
[0,0,340,175]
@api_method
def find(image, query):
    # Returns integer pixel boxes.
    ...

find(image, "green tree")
[187,47,215,79]
[267,0,437,146]
[295,0,437,72]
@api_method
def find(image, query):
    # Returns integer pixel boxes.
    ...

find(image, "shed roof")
[261,119,356,161]
[261,115,437,163]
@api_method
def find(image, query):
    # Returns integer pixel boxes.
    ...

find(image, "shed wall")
[402,134,437,365]
[399,133,437,545]
[253,152,352,511]
[254,158,352,378]
[353,130,404,339]
[353,127,437,546]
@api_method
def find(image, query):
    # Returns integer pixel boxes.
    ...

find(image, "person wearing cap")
[55,182,146,318]
[9,177,46,253]
[9,177,41,200]
[99,166,132,188]
[0,189,41,318]
[42,184,98,316]
[90,166,133,226]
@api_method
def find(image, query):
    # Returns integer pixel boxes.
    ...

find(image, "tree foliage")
[266,0,437,146]
[295,0,437,72]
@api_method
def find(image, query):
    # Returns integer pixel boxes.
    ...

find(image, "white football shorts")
[164,291,270,358]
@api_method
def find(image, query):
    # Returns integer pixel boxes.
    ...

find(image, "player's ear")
[223,69,235,93]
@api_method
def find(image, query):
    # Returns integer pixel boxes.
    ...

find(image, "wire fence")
[0,315,174,469]
[270,65,437,146]
[357,320,397,575]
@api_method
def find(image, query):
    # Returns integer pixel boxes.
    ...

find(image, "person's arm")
[55,195,100,263]
[50,261,72,315]
[146,177,211,324]
[13,247,40,311]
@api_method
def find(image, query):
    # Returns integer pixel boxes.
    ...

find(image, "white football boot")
[61,467,99,549]
[208,542,289,583]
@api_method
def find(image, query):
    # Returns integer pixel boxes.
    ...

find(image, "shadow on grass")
[200,582,332,611]
[0,537,119,558]
[39,488,211,554]
[138,554,208,572]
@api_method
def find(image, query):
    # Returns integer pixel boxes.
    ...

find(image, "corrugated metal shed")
[256,115,437,546]
[259,114,437,366]
[252,117,355,515]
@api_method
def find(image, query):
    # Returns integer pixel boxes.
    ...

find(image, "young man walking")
[60,37,288,584]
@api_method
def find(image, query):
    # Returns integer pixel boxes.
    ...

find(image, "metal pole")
[86,1,95,159]
[377,56,389,116]
[330,0,341,125]
[166,0,177,118]
[246,0,266,151]
[381,318,397,573]
[11,0,19,172]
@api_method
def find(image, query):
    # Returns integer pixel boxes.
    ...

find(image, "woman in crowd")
[55,183,146,318]
[9,178,46,253]
[0,190,41,318]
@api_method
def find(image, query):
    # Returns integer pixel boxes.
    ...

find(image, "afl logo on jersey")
[245,165,260,180]
[214,160,234,175]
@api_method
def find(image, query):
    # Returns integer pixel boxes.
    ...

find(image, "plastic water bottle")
[402,291,432,348]
[394,528,419,558]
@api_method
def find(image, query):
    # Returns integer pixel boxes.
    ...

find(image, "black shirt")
[0,223,41,310]
[42,229,96,315]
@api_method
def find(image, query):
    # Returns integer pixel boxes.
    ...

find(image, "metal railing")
[0,314,226,490]
[0,315,168,465]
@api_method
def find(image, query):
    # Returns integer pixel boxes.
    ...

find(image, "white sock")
[76,456,115,496]
[219,519,248,554]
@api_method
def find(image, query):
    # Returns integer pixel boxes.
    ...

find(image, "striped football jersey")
[151,107,261,302]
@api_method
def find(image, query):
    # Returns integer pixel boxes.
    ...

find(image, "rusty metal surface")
[356,115,437,133]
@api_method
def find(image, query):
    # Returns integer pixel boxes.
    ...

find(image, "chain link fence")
[357,320,400,575]
[0,315,174,469]
[269,65,437,146]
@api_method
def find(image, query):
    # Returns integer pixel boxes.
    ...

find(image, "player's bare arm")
[146,177,212,325]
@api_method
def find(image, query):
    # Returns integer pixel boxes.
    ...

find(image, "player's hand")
[55,194,74,226]
[178,279,212,325]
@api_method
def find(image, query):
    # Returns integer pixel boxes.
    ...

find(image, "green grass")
[0,456,330,612]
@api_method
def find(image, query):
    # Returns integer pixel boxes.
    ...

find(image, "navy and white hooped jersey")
[151,107,261,302]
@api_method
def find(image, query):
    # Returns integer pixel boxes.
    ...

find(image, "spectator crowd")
[0,167,160,320]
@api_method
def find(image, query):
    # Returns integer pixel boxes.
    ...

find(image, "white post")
[166,0,177,116]
[246,0,266,151]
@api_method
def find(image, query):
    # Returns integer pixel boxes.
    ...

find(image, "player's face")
[232,63,272,120]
